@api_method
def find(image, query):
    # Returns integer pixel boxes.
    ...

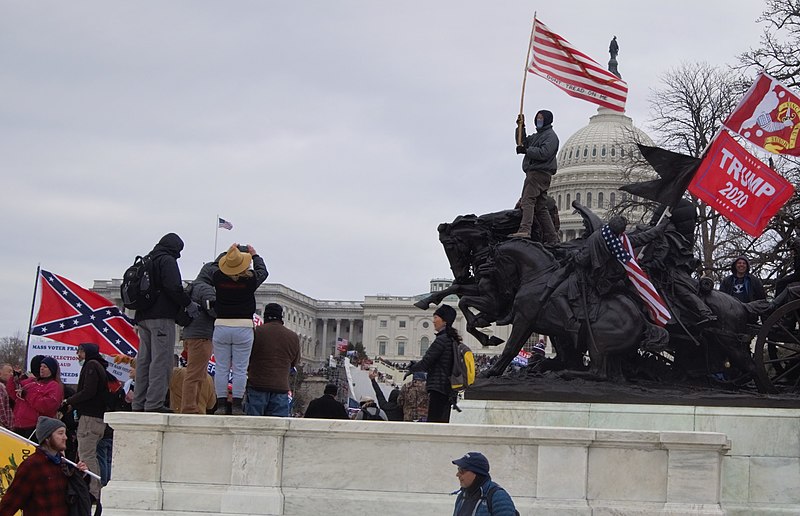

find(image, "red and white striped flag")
[528,17,628,112]
[601,225,671,326]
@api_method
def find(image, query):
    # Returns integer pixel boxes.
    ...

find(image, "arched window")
[592,145,597,157]
[611,146,616,157]
[557,194,562,211]
[610,192,616,207]
[598,192,604,208]
[568,148,573,159]
[397,340,406,356]
[576,192,581,204]
[620,147,625,158]
[583,146,588,157]
[566,193,571,206]
[586,192,592,208]
[419,336,430,355]
[601,145,607,157]
[622,192,628,203]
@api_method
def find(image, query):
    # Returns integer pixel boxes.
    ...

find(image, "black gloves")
[516,145,526,155]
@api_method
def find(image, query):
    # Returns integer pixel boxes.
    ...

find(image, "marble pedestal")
[104,412,728,515]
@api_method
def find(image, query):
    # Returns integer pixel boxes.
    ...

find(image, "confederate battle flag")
[30,270,139,356]
[724,72,800,156]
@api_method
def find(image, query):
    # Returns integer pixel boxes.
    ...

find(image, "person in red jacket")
[0,416,88,516]
[6,356,64,440]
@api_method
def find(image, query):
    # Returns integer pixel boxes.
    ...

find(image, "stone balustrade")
[104,412,729,515]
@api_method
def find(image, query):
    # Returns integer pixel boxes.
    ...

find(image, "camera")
[237,244,249,253]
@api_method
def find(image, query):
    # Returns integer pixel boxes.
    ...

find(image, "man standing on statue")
[511,110,560,243]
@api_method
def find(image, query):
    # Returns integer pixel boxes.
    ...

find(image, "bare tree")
[0,332,27,368]
[646,62,751,274]
[739,0,800,88]
[737,0,800,288]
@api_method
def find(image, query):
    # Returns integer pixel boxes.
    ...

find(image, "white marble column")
[321,320,328,355]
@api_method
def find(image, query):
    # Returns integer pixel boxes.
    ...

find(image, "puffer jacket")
[410,329,454,396]
[182,258,220,340]
[135,233,191,322]
[453,478,517,516]
[6,376,63,430]
[517,110,559,174]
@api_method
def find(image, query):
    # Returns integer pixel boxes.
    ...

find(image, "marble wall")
[103,412,729,516]
[452,401,800,515]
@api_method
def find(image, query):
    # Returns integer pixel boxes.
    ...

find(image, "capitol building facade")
[91,278,513,368]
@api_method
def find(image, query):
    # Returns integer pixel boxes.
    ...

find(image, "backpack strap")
[483,484,519,516]
[483,484,499,514]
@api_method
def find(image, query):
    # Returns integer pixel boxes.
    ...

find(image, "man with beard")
[0,416,89,516]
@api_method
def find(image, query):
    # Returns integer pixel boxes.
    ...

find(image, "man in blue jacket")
[452,452,517,516]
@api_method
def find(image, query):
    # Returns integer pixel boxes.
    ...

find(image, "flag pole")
[24,265,40,371]
[0,426,102,481]
[214,214,219,259]
[517,12,537,145]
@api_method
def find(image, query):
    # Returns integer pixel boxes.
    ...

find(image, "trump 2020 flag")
[724,72,800,156]
[689,131,795,237]
[31,270,139,357]
[528,17,628,112]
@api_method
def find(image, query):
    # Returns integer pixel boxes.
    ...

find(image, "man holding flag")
[0,416,89,516]
[511,109,560,243]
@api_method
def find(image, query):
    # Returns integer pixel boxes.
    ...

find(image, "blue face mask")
[535,119,544,129]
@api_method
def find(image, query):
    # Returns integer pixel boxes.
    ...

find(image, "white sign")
[28,337,132,384]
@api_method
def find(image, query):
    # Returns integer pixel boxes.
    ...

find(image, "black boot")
[214,397,227,415]
[231,397,244,415]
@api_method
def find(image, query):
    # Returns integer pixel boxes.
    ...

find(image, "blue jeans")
[245,388,289,417]
[96,437,113,486]
[212,325,254,398]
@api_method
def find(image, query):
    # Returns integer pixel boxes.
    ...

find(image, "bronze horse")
[416,209,668,378]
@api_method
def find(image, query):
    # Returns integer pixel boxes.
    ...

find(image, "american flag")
[528,17,628,112]
[601,226,671,326]
[31,270,139,356]
[218,217,233,230]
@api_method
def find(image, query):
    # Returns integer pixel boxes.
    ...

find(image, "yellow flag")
[0,427,36,514]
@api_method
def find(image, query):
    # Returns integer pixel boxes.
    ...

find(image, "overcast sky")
[1,1,768,337]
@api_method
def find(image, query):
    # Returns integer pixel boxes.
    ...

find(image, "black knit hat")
[434,304,457,325]
[263,303,283,321]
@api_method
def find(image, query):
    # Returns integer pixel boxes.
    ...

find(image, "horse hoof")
[413,300,430,310]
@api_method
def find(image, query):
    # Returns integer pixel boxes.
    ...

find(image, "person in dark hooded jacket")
[720,255,766,303]
[180,254,222,414]
[133,233,195,413]
[511,110,560,244]
[64,342,108,502]
[368,370,403,421]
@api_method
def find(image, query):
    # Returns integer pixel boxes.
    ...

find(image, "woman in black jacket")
[212,244,268,415]
[408,304,459,423]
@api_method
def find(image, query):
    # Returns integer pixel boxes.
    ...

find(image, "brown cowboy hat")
[219,246,252,276]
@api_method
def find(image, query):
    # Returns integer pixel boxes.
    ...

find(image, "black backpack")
[121,254,158,310]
